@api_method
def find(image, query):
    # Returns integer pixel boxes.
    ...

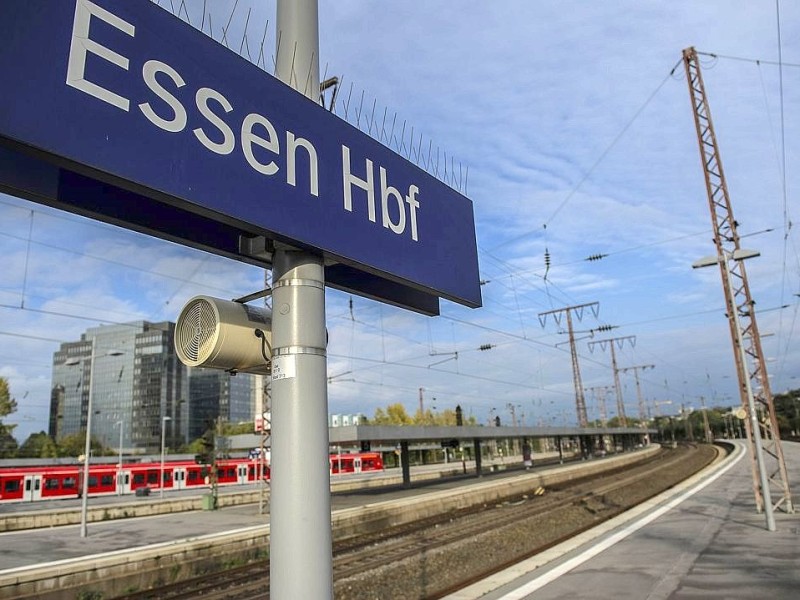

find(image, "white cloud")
[1,0,799,441]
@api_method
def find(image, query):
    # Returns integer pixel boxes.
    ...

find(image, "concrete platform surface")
[450,440,800,600]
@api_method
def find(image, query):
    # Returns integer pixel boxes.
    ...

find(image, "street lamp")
[693,248,776,531]
[65,346,124,538]
[160,416,172,499]
[114,420,124,496]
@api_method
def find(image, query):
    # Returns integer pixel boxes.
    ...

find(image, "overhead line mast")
[585,385,613,427]
[619,364,655,423]
[588,335,635,427]
[682,47,793,519]
[538,302,600,427]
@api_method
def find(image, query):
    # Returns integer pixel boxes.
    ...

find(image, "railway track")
[116,443,719,600]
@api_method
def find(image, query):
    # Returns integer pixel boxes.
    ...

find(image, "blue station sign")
[0,0,481,315]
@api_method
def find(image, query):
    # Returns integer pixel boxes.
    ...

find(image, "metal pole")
[270,248,330,598]
[160,416,171,500]
[721,257,776,531]
[609,343,626,427]
[271,5,329,595]
[79,341,96,538]
[116,420,123,496]
[69,344,123,534]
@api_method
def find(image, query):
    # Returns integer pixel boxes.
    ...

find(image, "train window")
[163,472,171,483]
[45,478,60,490]
[3,480,19,493]
[248,466,255,477]
[227,468,235,478]
[88,476,98,487]
[147,472,159,484]
[63,477,76,489]
[101,475,114,486]
[133,473,145,484]
[188,471,198,482]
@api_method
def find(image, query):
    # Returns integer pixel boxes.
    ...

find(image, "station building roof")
[328,425,653,444]
[230,424,654,450]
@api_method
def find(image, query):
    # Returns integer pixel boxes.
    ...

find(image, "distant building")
[187,370,262,439]
[50,321,187,454]
[50,321,263,454]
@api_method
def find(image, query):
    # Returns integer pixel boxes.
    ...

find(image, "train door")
[237,464,248,484]
[23,475,42,501]
[118,471,130,495]
[352,457,362,474]
[174,468,186,490]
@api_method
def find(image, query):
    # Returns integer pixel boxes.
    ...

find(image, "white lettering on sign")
[193,87,236,155]
[139,60,187,132]
[65,0,421,239]
[342,146,420,242]
[66,0,134,111]
[241,112,280,176]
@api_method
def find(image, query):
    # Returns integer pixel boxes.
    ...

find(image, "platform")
[0,452,585,571]
[448,440,800,600]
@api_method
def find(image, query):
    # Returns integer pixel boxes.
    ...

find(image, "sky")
[1,0,799,443]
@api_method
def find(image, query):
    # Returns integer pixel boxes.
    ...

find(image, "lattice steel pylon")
[538,302,599,427]
[585,385,613,427]
[588,336,636,427]
[683,47,793,516]
[619,364,655,423]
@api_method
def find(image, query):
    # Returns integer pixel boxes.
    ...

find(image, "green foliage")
[220,421,256,435]
[371,403,476,426]
[189,419,218,465]
[17,432,59,458]
[0,428,18,458]
[0,378,18,458]
[0,378,16,418]
[185,437,207,454]
[772,389,800,437]
[57,432,106,458]
[370,403,413,425]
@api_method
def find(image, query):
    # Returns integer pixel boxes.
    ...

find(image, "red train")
[0,452,383,503]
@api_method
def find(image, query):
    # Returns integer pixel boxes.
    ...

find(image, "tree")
[185,437,208,455]
[413,408,435,425]
[772,389,800,438]
[221,421,256,435]
[0,428,17,457]
[18,432,59,458]
[0,378,18,458]
[0,378,16,419]
[369,403,414,425]
[57,432,105,458]
[372,403,476,426]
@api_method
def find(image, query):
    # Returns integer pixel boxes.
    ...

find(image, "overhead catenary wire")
[695,50,800,69]
[490,59,682,252]
[772,0,796,386]
[3,9,799,436]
